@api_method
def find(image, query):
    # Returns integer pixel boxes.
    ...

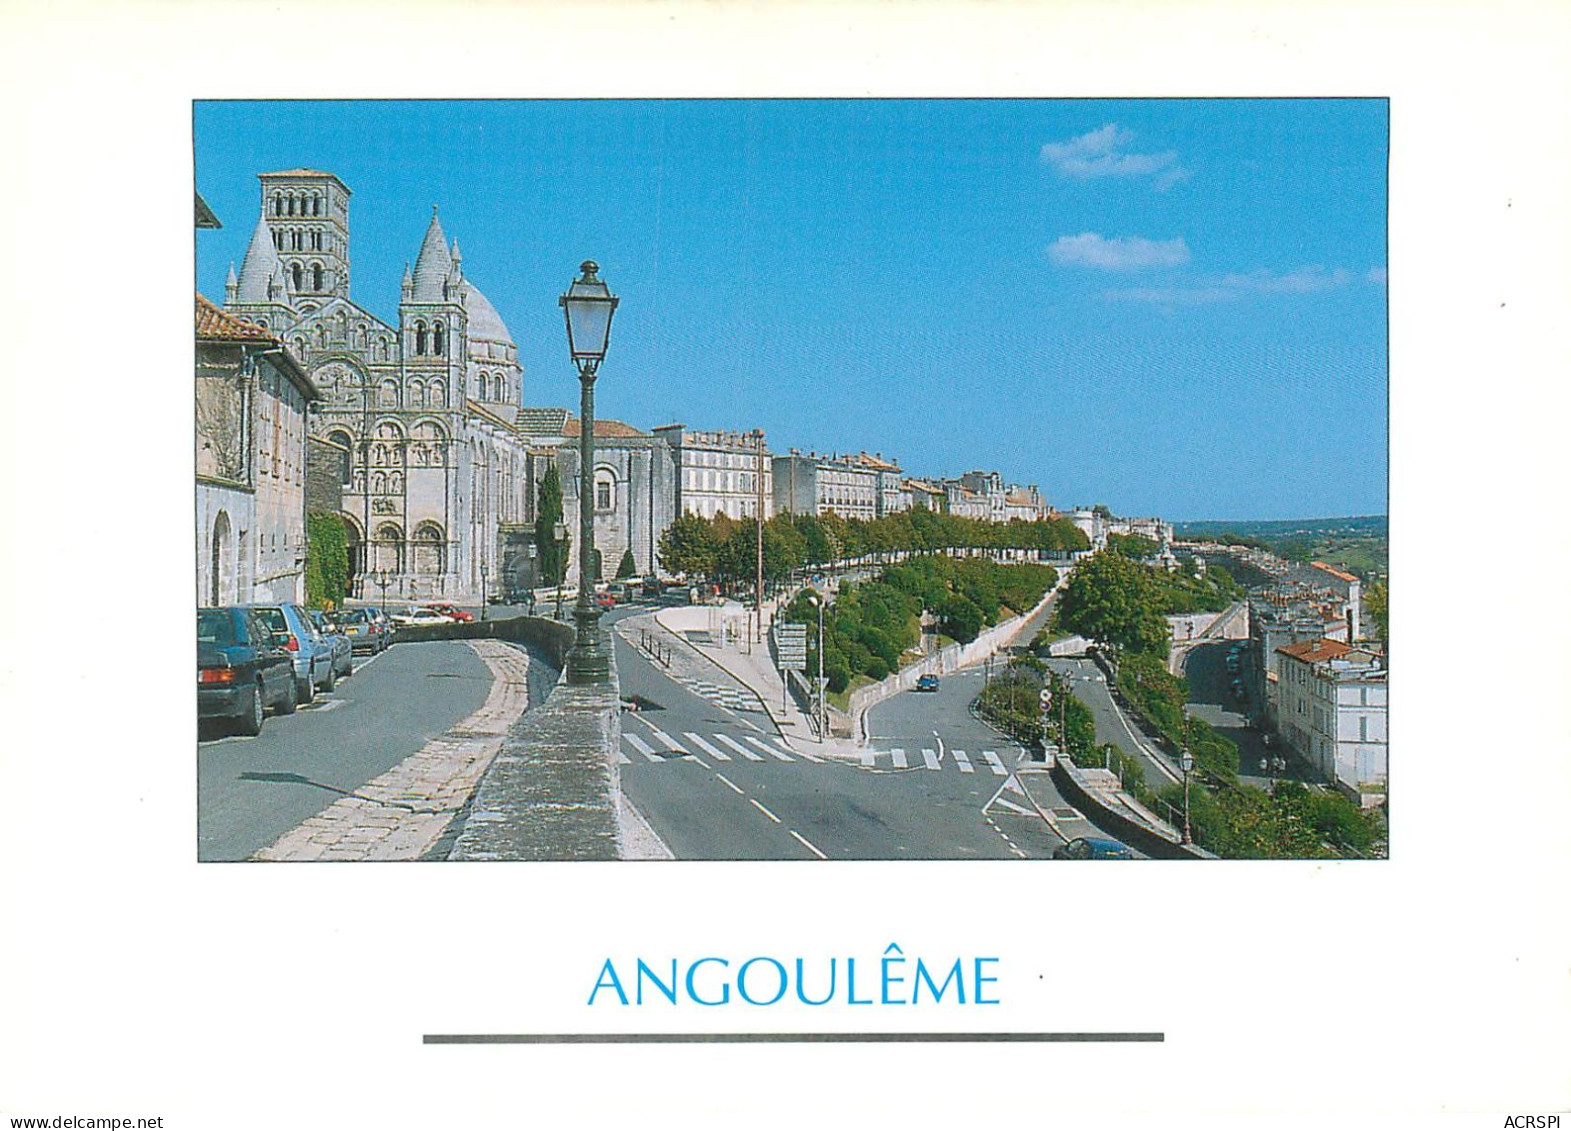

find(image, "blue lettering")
[974,957,999,1004]
[881,944,907,1004]
[913,958,965,1004]
[796,958,837,1006]
[636,959,678,1005]
[846,957,873,1005]
[587,959,627,1006]
[736,957,788,1006]
[686,957,730,1006]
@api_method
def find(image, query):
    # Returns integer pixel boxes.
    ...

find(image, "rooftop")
[1277,638,1353,664]
[563,416,648,439]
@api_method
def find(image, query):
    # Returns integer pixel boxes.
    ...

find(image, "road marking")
[789,829,829,860]
[744,735,794,762]
[859,748,876,766]
[990,797,1038,817]
[891,748,908,769]
[683,732,730,760]
[781,739,822,763]
[953,749,974,774]
[750,798,782,823]
[714,773,745,796]
[642,721,687,752]
[614,747,633,764]
[624,733,664,763]
[921,748,940,771]
[982,750,1007,776]
[715,733,766,761]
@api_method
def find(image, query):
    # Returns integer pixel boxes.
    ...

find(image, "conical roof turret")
[236,215,284,303]
[410,206,454,301]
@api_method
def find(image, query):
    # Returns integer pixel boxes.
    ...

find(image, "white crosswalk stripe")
[624,733,663,763]
[744,735,794,762]
[642,723,686,752]
[922,748,940,771]
[982,750,1007,776]
[615,747,633,764]
[891,748,907,769]
[953,750,974,774]
[683,732,730,760]
[714,733,767,761]
[860,748,876,766]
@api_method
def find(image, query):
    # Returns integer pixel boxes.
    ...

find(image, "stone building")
[1274,638,1388,806]
[771,451,879,519]
[196,295,320,605]
[652,425,773,520]
[222,169,535,603]
[557,417,678,582]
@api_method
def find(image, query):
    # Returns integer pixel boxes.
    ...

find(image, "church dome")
[462,282,513,346]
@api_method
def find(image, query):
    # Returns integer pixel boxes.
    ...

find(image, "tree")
[658,513,715,578]
[534,464,568,587]
[1108,532,1159,559]
[1364,580,1388,642]
[616,547,638,579]
[304,511,350,609]
[1054,550,1170,655]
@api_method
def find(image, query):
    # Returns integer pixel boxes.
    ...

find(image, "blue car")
[1053,836,1135,861]
[243,602,337,704]
[915,674,940,692]
[198,607,298,735]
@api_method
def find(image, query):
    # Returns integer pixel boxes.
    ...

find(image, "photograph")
[195,98,1389,863]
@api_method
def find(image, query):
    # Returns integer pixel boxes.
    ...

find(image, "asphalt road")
[1042,655,1183,793]
[196,640,492,861]
[614,605,1124,860]
[1182,640,1312,787]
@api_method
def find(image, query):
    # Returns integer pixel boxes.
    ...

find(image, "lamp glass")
[561,273,617,361]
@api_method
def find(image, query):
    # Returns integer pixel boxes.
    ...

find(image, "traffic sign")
[1039,687,1053,711]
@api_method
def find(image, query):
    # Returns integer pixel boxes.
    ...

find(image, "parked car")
[244,602,337,702]
[595,591,616,610]
[1052,836,1135,861]
[337,607,389,653]
[915,674,941,692]
[391,606,454,628]
[363,605,396,644]
[198,606,298,735]
[420,602,474,623]
[308,610,355,681]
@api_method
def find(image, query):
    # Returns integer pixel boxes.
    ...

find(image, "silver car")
[244,603,337,703]
[308,610,355,681]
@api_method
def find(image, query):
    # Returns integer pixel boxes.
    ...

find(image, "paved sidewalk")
[254,640,545,862]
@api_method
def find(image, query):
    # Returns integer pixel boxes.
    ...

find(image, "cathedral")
[219,168,675,604]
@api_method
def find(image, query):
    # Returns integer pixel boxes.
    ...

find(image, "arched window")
[287,195,296,216]
[595,467,616,513]
[311,264,323,291]
[414,322,427,355]
[389,470,403,494]
[326,430,353,483]
[413,523,446,575]
[312,194,321,216]
[432,323,444,355]
[429,380,445,408]
[374,524,405,573]
[210,510,233,606]
[272,230,282,249]
[379,379,399,408]
[377,338,389,361]
[371,470,387,494]
[477,372,489,400]
[272,193,283,217]
[408,380,425,408]
[290,263,303,291]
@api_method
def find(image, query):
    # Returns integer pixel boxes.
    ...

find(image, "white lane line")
[890,747,908,769]
[714,773,745,796]
[624,733,663,763]
[953,749,975,774]
[614,747,633,764]
[982,751,1007,776]
[744,735,794,762]
[789,829,829,860]
[750,798,782,823]
[715,733,766,761]
[991,797,1038,817]
[641,722,687,753]
[683,732,730,761]
[859,748,876,766]
[921,748,940,771]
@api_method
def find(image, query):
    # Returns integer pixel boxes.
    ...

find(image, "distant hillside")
[1174,515,1387,579]
[1174,515,1387,540]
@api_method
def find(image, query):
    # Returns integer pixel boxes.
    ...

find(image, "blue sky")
[195,99,1387,522]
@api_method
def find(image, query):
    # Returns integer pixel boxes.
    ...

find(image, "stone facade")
[222,170,536,603]
[652,425,773,520]
[771,451,879,519]
[196,295,320,606]
[557,418,678,582]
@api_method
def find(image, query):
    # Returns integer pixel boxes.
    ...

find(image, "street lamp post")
[552,520,568,621]
[805,590,827,740]
[1180,707,1194,845]
[560,261,619,685]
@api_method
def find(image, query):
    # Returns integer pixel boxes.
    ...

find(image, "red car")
[420,602,474,623]
[595,592,616,610]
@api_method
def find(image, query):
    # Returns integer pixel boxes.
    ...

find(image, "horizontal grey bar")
[425,1032,1163,1045]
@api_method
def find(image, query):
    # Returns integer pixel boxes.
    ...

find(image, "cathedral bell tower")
[256,169,353,303]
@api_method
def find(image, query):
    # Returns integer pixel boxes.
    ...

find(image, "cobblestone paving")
[253,640,536,862]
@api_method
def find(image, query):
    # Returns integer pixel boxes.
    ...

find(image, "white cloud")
[1040,124,1187,189]
[1104,265,1357,305]
[1049,232,1191,271]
